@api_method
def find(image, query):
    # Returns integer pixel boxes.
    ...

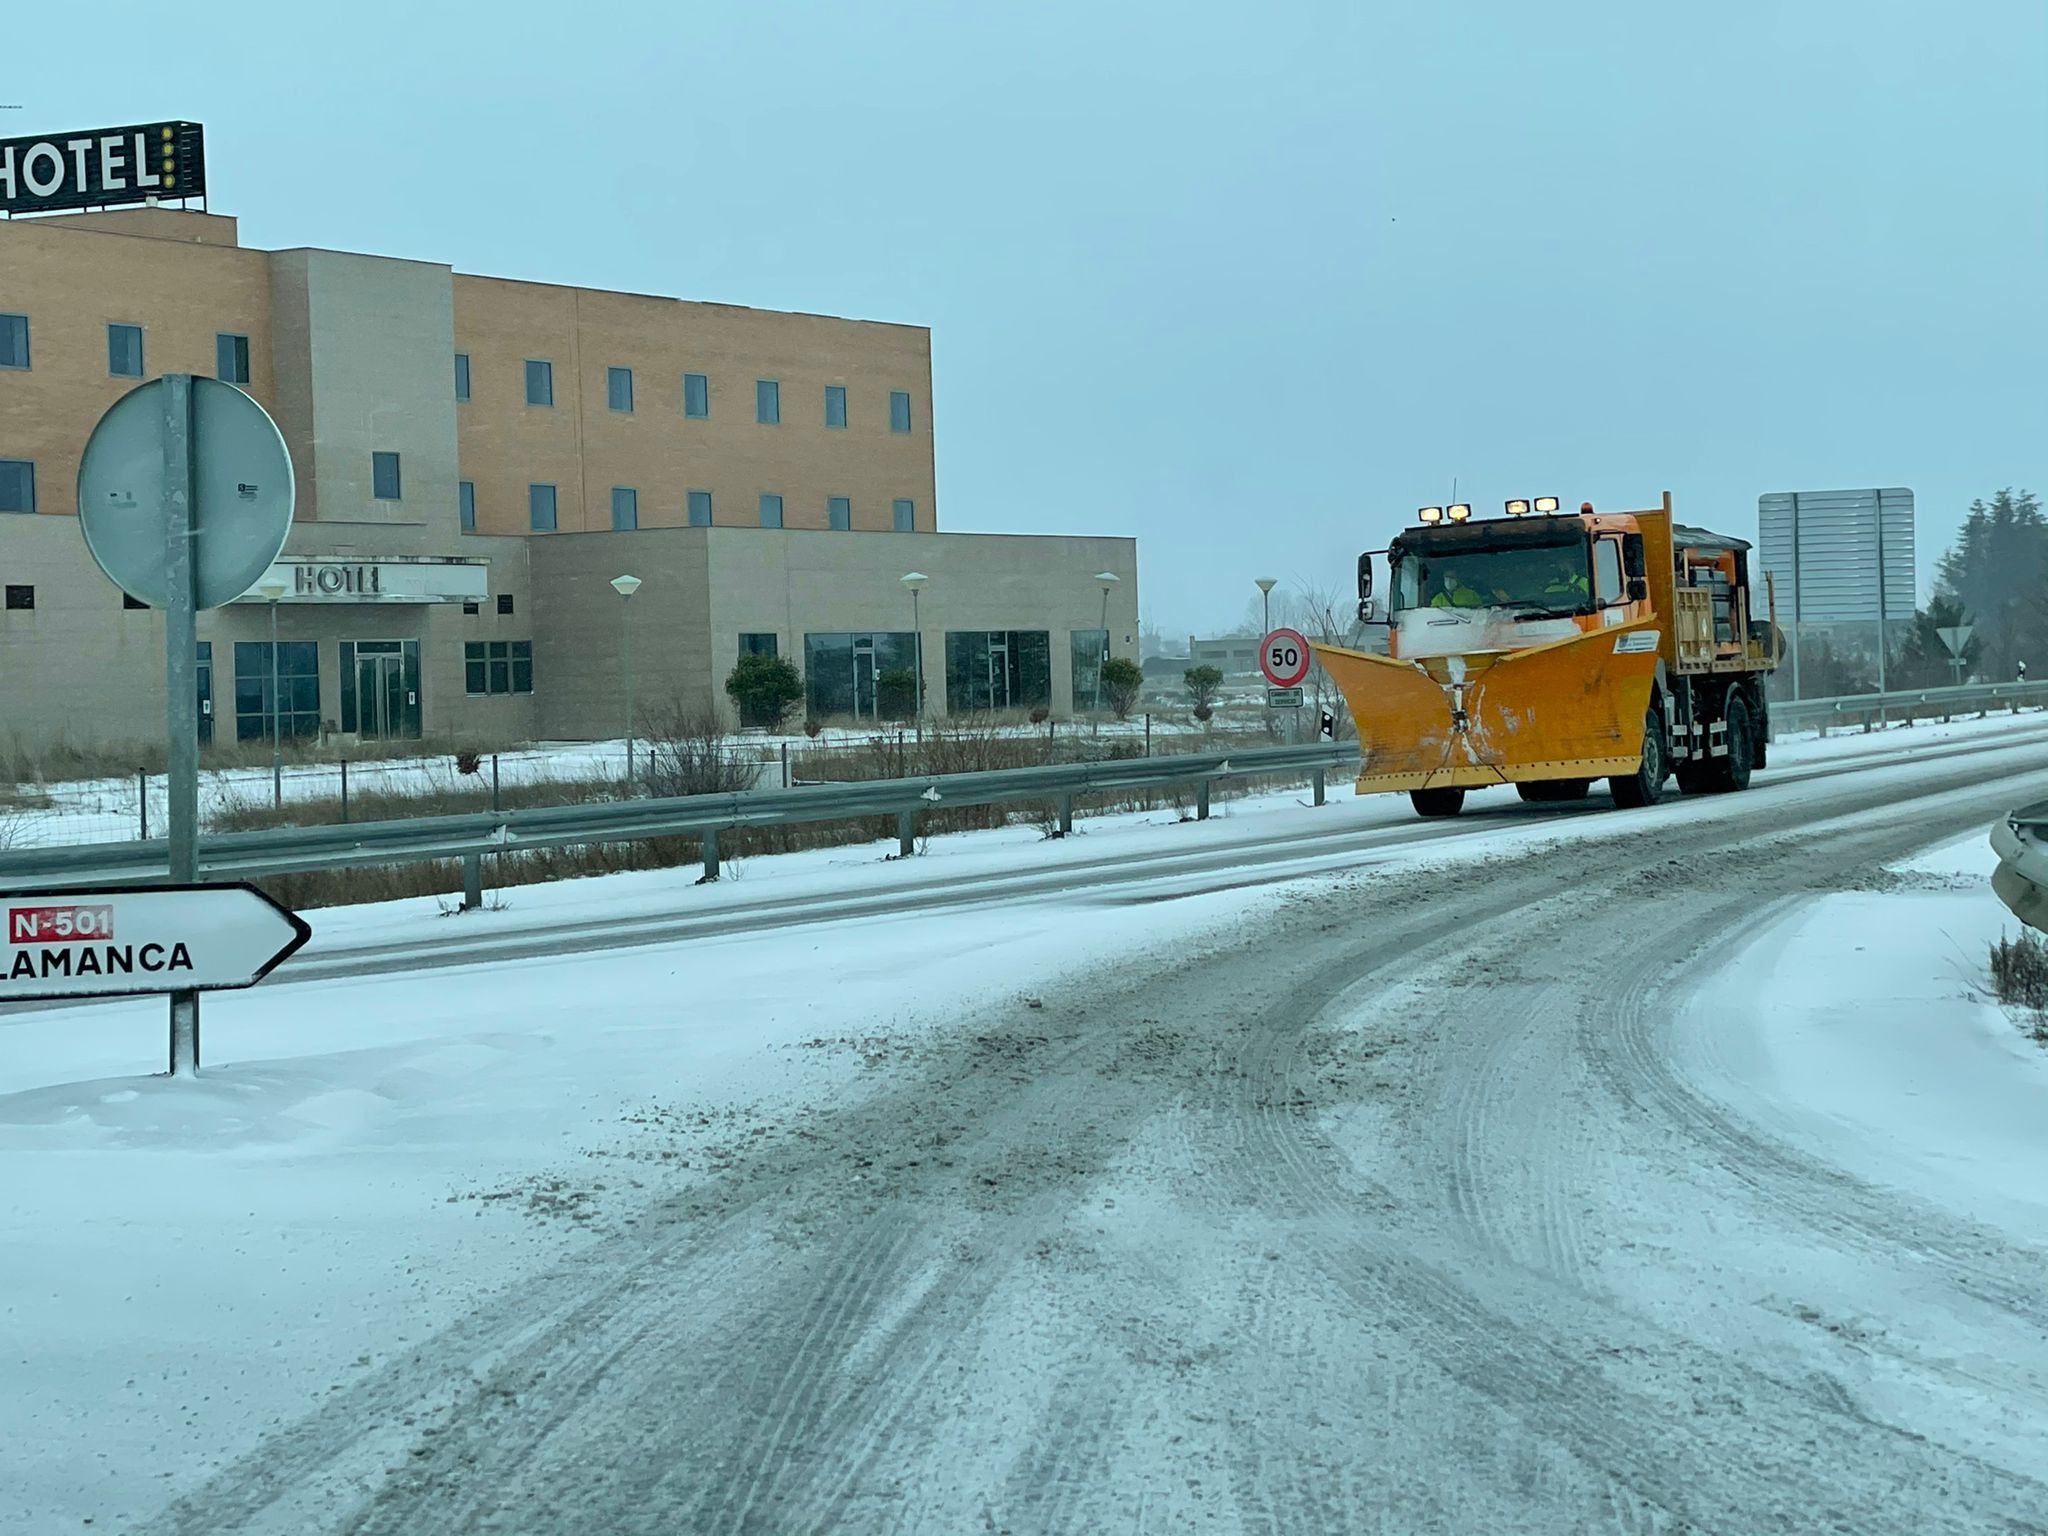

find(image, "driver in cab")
[1429,565,1485,609]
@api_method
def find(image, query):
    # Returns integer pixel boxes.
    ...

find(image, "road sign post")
[77,374,296,1075]
[1260,628,1312,746]
[1937,624,1974,688]
[1,885,309,1004]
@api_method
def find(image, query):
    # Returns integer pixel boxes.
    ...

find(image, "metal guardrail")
[0,741,1360,901]
[1769,678,2048,734]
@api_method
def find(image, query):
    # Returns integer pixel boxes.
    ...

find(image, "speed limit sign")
[1260,627,1312,689]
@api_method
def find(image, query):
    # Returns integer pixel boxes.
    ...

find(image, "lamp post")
[1093,571,1121,718]
[1255,576,1278,636]
[254,576,289,808]
[900,572,928,742]
[611,574,642,785]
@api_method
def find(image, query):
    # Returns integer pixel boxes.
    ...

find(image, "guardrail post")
[138,769,149,840]
[897,809,916,857]
[701,827,721,882]
[340,757,350,823]
[462,851,483,910]
[1313,767,1326,807]
[491,754,501,812]
[1059,793,1074,835]
[1197,780,1211,820]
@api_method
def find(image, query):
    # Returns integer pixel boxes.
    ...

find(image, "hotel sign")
[239,558,489,605]
[0,121,207,215]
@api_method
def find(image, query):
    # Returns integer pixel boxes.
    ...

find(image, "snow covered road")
[68,731,2048,1534]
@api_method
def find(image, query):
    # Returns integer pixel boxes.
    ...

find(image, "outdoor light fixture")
[1417,506,1444,524]
[1446,503,1472,522]
[1533,496,1560,513]
[609,574,642,598]
[1504,499,1531,516]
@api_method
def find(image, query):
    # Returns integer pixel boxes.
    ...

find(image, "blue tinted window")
[889,391,912,433]
[893,498,915,532]
[688,490,712,527]
[756,379,780,425]
[459,480,476,531]
[0,459,35,514]
[372,452,402,500]
[612,487,638,531]
[759,493,784,529]
[525,359,554,406]
[0,314,27,370]
[454,353,471,401]
[684,373,708,417]
[108,323,143,378]
[607,366,633,413]
[828,496,851,531]
[216,333,250,385]
[825,385,847,429]
[529,483,558,531]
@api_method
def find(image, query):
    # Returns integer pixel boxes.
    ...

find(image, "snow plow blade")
[1314,623,1663,794]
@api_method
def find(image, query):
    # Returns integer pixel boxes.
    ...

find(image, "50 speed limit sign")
[1260,627,1313,689]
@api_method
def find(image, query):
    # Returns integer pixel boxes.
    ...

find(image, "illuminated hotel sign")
[0,122,207,215]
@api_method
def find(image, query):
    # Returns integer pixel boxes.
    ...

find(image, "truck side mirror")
[1627,576,1649,602]
[1357,595,1386,624]
[1623,535,1647,579]
[1356,553,1374,602]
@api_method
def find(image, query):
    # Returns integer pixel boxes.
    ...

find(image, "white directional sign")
[1,884,309,1002]
[1266,686,1305,708]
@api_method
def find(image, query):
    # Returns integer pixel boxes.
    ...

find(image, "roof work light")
[1417,506,1445,523]
[1446,504,1472,522]
[1533,496,1560,513]
[1504,498,1531,516]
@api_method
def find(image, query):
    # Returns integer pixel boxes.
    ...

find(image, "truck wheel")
[1410,787,1466,818]
[1609,704,1667,808]
[1517,779,1590,802]
[1715,693,1755,791]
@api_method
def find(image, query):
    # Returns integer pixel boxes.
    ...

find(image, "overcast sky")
[17,0,2045,639]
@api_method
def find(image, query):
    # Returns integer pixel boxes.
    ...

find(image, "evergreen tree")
[1935,488,2044,679]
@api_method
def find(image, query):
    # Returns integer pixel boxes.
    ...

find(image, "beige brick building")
[0,205,1139,753]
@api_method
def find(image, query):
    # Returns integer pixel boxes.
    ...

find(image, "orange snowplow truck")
[1314,492,1779,818]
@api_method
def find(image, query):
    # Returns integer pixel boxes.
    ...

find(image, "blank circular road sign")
[1261,627,1313,689]
[76,376,295,611]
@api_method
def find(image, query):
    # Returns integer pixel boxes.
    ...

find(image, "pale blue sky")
[15,0,2045,636]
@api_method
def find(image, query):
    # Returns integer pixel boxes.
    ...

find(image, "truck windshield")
[1391,540,1594,615]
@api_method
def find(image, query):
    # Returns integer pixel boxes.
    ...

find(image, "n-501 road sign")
[1,883,309,1003]
[1260,628,1312,690]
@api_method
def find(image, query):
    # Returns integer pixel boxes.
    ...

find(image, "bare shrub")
[455,750,484,777]
[1990,930,2048,1039]
[641,702,759,800]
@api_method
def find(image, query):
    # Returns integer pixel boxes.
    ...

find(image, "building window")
[739,632,778,657]
[529,483,558,531]
[455,352,471,402]
[945,630,1052,714]
[459,480,476,531]
[107,323,144,378]
[215,333,250,385]
[890,390,912,433]
[372,452,402,501]
[612,486,639,531]
[338,640,422,740]
[804,632,920,721]
[893,498,915,532]
[4,584,32,612]
[525,359,554,407]
[756,379,780,425]
[1071,629,1109,712]
[0,459,34,514]
[497,593,515,615]
[465,640,534,696]
[827,495,851,531]
[463,599,480,616]
[688,490,712,527]
[825,385,847,429]
[759,493,783,529]
[607,366,634,413]
[684,372,709,418]
[233,640,320,743]
[0,313,27,371]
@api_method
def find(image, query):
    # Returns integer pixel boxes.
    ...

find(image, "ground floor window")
[464,640,533,698]
[738,632,778,658]
[804,631,919,720]
[945,630,1051,714]
[1070,629,1108,712]
[343,640,425,738]
[233,640,321,743]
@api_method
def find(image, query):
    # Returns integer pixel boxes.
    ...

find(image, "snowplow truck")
[1313,492,1778,818]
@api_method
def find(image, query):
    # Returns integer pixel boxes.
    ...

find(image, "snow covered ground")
[4,713,2048,1530]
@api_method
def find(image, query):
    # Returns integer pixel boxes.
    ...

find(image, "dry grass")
[1,730,532,787]
[1989,930,2048,1041]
